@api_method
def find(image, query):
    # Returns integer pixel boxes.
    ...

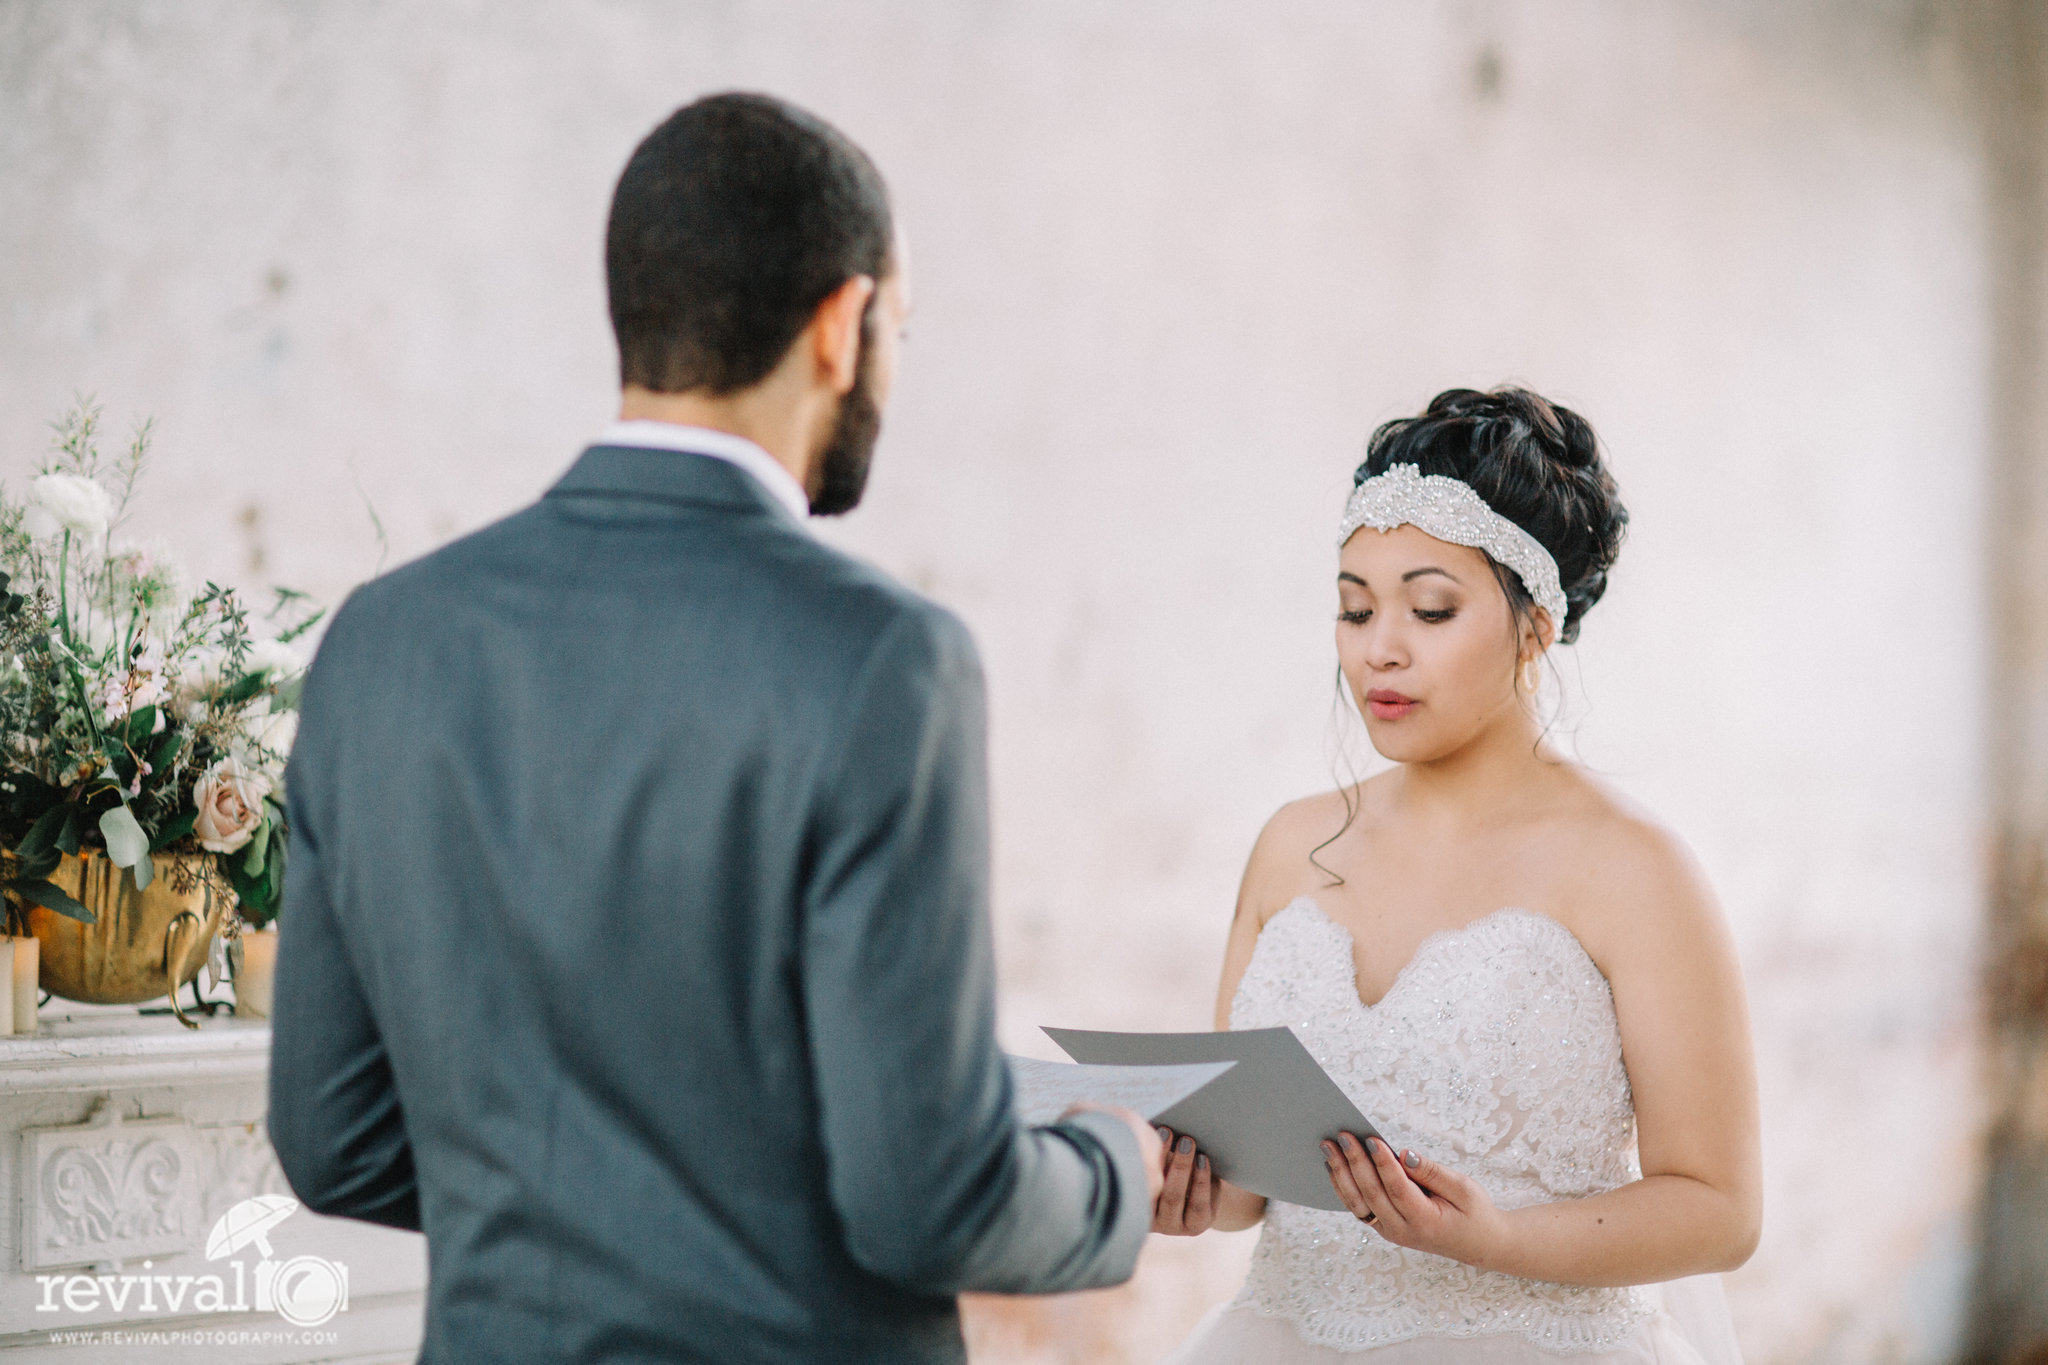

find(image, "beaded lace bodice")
[1232,899,1652,1354]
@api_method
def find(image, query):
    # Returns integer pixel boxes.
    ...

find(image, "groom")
[268,92,1161,1362]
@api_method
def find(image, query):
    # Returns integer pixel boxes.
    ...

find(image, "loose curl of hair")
[1354,386,1627,645]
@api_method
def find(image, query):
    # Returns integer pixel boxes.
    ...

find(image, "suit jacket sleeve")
[800,605,1151,1296]
[267,619,422,1232]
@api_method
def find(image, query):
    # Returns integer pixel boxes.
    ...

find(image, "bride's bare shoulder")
[1559,773,1727,960]
[1236,783,1375,926]
[1253,785,1368,865]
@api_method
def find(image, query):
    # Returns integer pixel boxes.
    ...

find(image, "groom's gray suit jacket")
[267,444,1151,1363]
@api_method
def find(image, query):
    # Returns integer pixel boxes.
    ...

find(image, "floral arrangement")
[0,402,318,934]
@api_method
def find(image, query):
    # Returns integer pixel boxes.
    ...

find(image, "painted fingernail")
[1157,1127,1171,1144]
[1178,1136,1194,1154]
[1322,1141,1337,1158]
[1404,1150,1421,1169]
[1197,1154,1210,1172]
[1341,1132,1359,1151]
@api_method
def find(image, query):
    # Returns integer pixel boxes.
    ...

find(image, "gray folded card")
[1043,1026,1386,1213]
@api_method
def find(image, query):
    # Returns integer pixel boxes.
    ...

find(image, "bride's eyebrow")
[1402,567,1460,585]
[1337,571,1372,589]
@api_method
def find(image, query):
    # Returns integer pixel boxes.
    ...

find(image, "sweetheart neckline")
[1276,898,1605,1012]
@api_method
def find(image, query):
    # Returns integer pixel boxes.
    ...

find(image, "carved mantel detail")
[18,1098,291,1273]
[197,1119,292,1227]
[20,1100,198,1271]
[1,1015,425,1362]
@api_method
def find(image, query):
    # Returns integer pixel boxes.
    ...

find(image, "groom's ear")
[807,274,877,398]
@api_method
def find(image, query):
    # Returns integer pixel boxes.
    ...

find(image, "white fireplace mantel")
[0,1008,426,1363]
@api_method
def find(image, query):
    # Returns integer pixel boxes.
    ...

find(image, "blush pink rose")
[193,758,272,854]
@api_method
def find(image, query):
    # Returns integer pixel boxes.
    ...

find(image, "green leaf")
[55,805,81,855]
[148,806,196,852]
[216,671,269,708]
[267,825,287,893]
[15,802,70,862]
[275,604,326,644]
[146,729,186,772]
[9,876,94,923]
[99,804,148,871]
[14,846,59,880]
[237,835,285,925]
[241,817,270,879]
[271,674,305,712]
[227,857,260,912]
[262,851,285,915]
[121,705,159,748]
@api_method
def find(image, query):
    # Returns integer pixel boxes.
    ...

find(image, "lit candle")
[236,930,278,1019]
[9,936,37,1035]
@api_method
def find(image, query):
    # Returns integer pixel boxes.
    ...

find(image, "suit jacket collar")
[546,445,807,529]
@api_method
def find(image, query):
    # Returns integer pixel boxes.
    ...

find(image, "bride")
[1155,387,1759,1364]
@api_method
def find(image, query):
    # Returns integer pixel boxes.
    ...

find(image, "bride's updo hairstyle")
[1354,387,1627,645]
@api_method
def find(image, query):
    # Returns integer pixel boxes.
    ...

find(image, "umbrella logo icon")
[205,1194,298,1260]
[205,1195,351,1327]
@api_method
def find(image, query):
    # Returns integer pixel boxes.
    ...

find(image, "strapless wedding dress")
[1162,900,1743,1365]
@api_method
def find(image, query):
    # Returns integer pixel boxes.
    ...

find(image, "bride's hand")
[1324,1132,1506,1264]
[1151,1126,1216,1235]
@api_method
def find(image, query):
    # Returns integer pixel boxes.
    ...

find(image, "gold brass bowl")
[21,849,230,1027]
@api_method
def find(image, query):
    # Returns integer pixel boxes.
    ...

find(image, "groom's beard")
[807,312,882,518]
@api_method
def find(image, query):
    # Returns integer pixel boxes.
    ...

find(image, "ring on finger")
[1359,1210,1377,1224]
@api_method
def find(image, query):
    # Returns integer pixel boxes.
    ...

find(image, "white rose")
[192,757,273,854]
[245,638,306,678]
[25,473,115,542]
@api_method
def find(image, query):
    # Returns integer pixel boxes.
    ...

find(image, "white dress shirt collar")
[595,420,811,525]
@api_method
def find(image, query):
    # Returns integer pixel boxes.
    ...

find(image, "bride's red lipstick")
[1365,689,1417,720]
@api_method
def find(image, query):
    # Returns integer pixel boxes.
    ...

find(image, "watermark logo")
[36,1195,350,1330]
[205,1195,350,1328]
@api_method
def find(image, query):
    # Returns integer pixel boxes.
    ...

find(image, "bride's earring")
[1518,657,1540,694]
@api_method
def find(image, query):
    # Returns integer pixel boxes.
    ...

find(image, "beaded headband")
[1337,463,1569,633]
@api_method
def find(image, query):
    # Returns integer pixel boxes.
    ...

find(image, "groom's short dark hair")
[606,92,894,395]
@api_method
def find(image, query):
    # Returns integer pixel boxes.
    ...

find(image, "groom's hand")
[1062,1104,1165,1205]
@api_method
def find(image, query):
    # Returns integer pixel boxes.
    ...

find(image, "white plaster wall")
[0,3,1993,1361]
